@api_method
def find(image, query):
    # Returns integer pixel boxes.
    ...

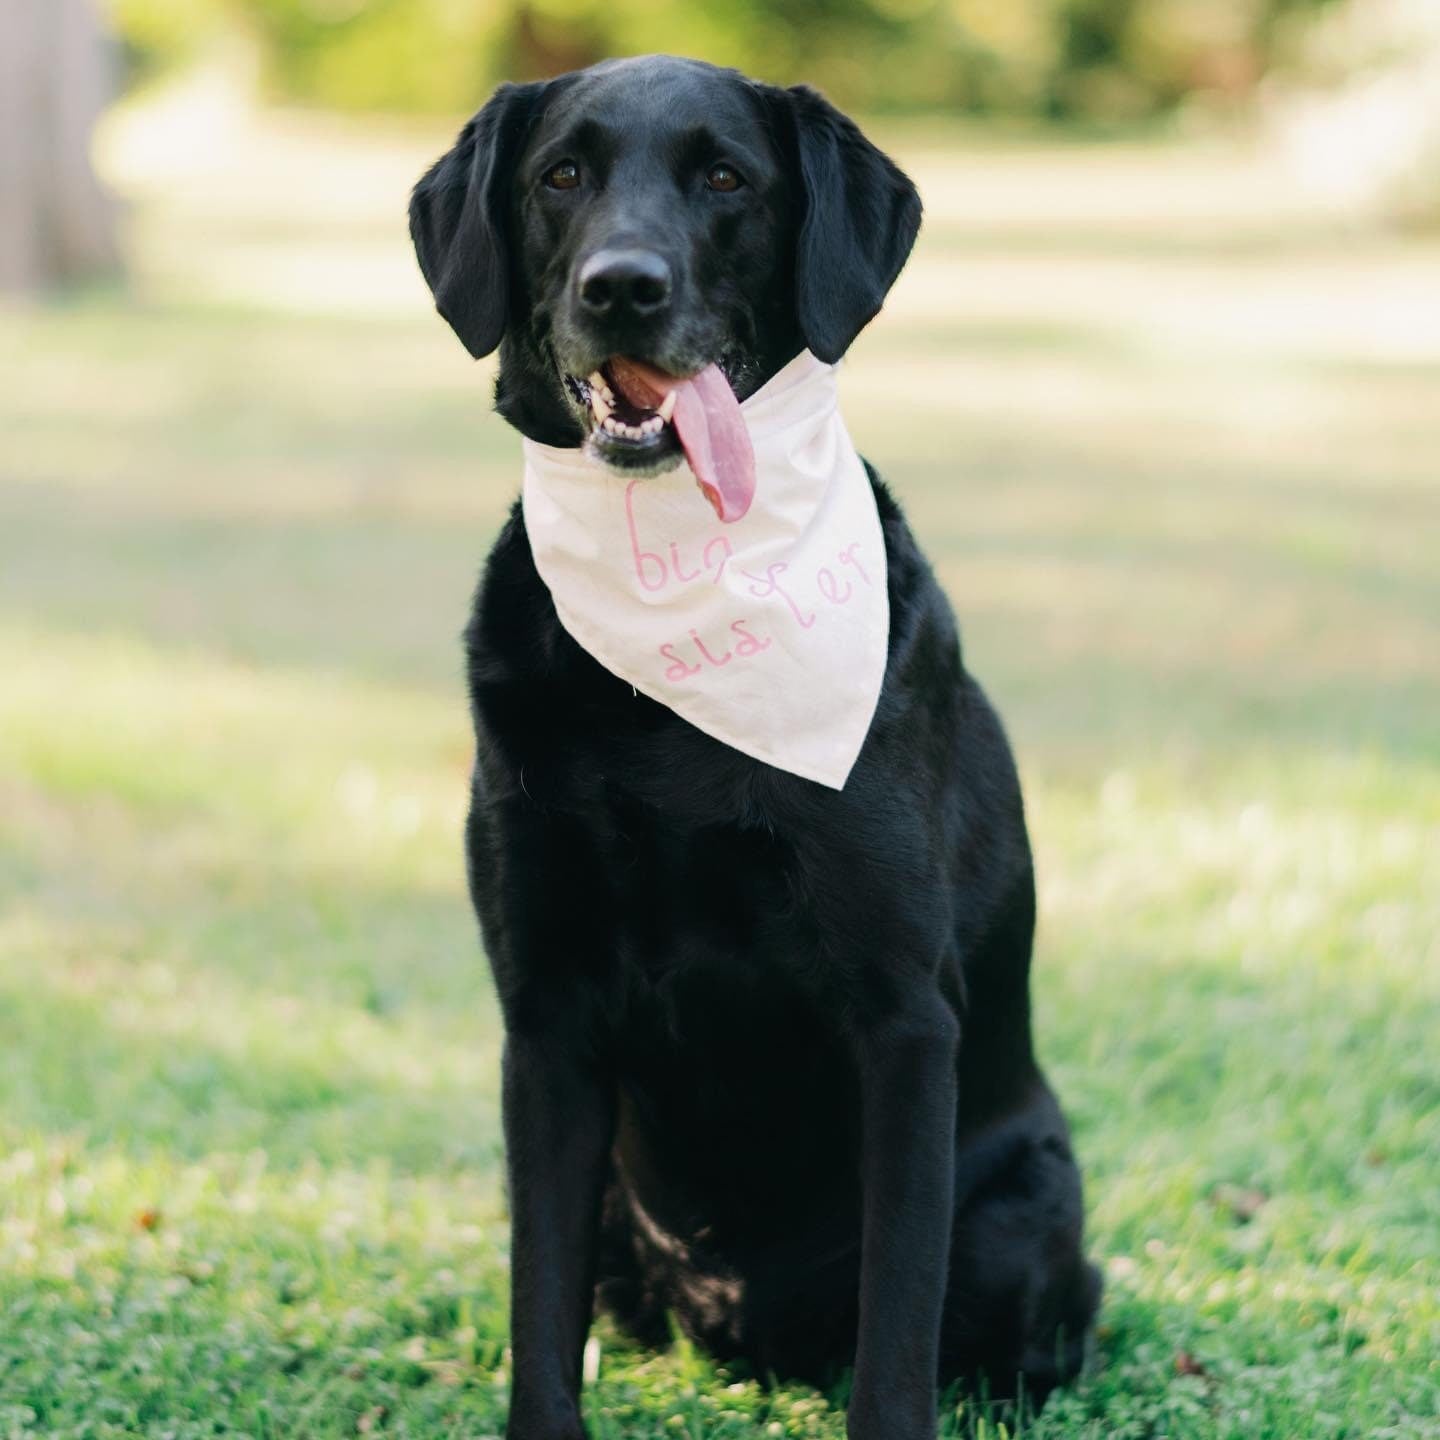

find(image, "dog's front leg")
[502,1028,615,1440]
[848,989,959,1440]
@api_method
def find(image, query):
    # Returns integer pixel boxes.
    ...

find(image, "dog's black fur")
[411,55,1100,1440]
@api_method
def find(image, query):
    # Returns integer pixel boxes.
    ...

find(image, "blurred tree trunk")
[0,0,121,293]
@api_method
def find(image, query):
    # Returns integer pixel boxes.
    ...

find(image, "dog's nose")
[577,248,672,320]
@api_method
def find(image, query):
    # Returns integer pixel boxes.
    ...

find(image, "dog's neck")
[521,348,839,481]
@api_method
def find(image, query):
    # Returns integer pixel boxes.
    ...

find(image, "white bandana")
[520,351,889,789]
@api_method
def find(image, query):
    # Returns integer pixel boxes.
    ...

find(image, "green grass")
[1,108,1438,1437]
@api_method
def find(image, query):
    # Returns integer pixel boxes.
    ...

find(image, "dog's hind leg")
[938,1100,1101,1408]
[593,1169,672,1350]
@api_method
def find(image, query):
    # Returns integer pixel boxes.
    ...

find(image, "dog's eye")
[545,161,581,191]
[705,164,743,193]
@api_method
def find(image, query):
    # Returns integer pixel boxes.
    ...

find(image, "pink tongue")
[606,358,755,523]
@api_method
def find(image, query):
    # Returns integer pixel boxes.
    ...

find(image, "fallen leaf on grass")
[1211,1184,1267,1223]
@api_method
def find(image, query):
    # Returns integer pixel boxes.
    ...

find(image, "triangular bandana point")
[522,351,889,790]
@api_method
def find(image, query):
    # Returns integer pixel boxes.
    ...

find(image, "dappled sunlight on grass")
[0,621,469,884]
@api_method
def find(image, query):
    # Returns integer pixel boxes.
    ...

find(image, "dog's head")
[410,54,920,485]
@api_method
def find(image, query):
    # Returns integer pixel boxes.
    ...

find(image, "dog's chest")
[601,804,810,986]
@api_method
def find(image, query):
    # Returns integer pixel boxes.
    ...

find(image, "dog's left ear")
[409,81,546,359]
[775,85,922,364]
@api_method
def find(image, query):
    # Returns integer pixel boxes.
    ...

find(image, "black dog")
[410,54,1099,1440]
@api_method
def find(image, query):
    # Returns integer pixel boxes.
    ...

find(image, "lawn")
[1,106,1438,1438]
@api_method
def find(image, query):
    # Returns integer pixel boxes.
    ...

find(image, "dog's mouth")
[564,363,681,470]
[563,358,755,524]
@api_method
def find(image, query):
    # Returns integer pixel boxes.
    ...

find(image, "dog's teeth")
[588,371,606,391]
[602,416,619,433]
[592,391,612,420]
[642,417,662,435]
[657,391,676,422]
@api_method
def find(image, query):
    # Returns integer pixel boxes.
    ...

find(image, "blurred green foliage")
[108,0,228,89]
[107,0,1342,123]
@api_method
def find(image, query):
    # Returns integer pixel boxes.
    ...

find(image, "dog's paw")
[845,1391,938,1440]
[505,1397,588,1440]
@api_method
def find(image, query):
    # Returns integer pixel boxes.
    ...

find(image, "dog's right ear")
[774,85,922,365]
[409,82,546,359]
